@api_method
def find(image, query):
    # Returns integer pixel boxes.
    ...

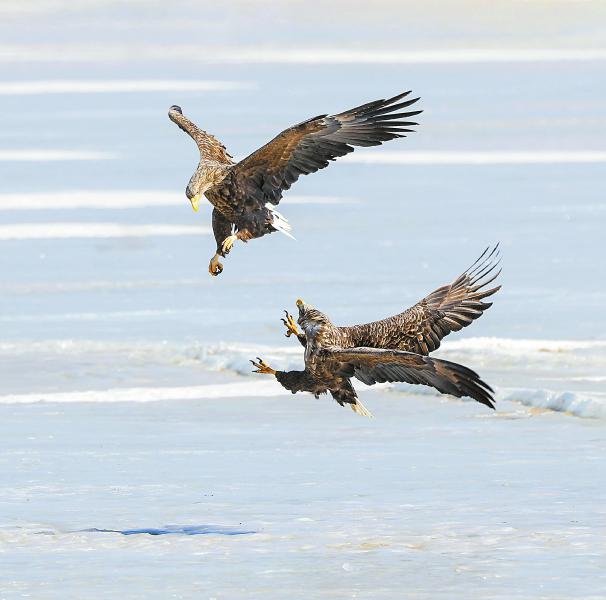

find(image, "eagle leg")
[208,254,224,277]
[221,235,238,256]
[250,357,277,375]
[281,310,307,347]
[281,310,301,338]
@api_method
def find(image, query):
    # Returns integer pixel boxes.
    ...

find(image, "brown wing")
[168,105,234,164]
[222,91,421,208]
[329,347,495,409]
[341,246,501,355]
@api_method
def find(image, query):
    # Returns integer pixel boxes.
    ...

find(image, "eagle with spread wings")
[251,247,501,417]
[168,92,421,276]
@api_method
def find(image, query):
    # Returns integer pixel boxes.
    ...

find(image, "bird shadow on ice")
[78,524,255,536]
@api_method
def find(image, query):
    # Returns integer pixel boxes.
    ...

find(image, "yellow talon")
[281,310,300,338]
[221,235,238,256]
[250,357,276,375]
[209,254,223,276]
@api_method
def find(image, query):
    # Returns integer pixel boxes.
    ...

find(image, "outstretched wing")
[168,105,234,165]
[223,91,421,207]
[342,246,501,355]
[329,347,495,409]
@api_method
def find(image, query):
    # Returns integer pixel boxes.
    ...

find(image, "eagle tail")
[350,399,373,418]
[266,203,295,239]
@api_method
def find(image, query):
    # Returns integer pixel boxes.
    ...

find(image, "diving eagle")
[168,91,421,275]
[251,247,501,417]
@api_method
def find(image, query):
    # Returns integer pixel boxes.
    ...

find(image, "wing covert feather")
[341,246,501,355]
[223,91,421,208]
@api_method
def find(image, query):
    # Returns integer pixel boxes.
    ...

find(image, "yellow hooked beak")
[296,298,304,308]
[190,194,201,212]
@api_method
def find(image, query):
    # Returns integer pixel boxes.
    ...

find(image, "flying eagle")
[251,247,501,417]
[168,92,421,276]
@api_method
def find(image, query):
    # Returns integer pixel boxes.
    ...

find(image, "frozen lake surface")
[3,393,606,599]
[0,0,605,598]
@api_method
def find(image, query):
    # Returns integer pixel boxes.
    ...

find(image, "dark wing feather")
[223,91,421,208]
[341,246,501,355]
[329,347,495,409]
[404,245,502,354]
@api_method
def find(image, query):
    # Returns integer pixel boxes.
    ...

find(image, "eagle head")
[185,172,212,212]
[296,298,332,331]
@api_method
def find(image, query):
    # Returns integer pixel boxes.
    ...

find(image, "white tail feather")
[351,400,373,418]
[266,203,295,240]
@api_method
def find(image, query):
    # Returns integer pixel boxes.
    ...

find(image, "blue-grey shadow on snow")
[80,524,255,536]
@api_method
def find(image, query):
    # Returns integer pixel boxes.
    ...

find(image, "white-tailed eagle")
[169,92,421,275]
[251,247,501,417]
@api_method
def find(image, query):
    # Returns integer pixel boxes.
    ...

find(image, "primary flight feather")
[168,91,421,275]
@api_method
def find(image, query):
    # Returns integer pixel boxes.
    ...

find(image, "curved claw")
[209,254,223,277]
[250,357,276,375]
[281,310,300,338]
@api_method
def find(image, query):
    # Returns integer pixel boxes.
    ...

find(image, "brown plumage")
[340,245,502,355]
[251,247,501,417]
[168,91,421,276]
